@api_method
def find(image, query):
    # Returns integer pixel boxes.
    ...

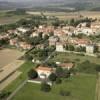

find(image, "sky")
[0,0,99,3]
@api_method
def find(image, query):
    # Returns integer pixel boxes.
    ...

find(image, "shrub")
[41,82,51,92]
[59,90,71,96]
[55,67,64,78]
[28,69,38,79]
[55,78,62,84]
[49,73,57,82]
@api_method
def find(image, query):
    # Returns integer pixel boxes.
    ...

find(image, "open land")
[11,74,96,100]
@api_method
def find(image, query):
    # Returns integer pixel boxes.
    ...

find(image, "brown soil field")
[0,49,24,68]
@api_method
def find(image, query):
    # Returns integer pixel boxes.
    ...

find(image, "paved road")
[7,79,28,100]
[42,51,55,63]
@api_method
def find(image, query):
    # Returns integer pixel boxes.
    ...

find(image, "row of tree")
[65,44,86,52]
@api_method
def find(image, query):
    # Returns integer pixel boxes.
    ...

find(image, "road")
[42,51,55,63]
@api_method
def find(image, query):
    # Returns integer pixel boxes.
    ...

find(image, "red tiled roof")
[36,66,53,72]
[60,63,74,68]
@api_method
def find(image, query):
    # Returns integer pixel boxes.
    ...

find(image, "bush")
[74,58,80,62]
[55,78,62,84]
[41,82,51,92]
[28,69,38,79]
[77,60,100,74]
[59,90,71,96]
[55,67,64,78]
[0,91,11,99]
[49,73,57,82]
[63,69,71,78]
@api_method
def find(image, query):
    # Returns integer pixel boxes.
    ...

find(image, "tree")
[55,78,62,84]
[70,18,75,26]
[68,45,75,51]
[63,69,71,78]
[41,82,51,92]
[49,73,57,82]
[0,91,11,99]
[24,54,33,61]
[0,39,9,46]
[56,67,63,77]
[28,69,38,79]
[77,60,99,74]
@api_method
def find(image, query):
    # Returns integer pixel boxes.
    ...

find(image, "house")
[96,42,100,52]
[59,35,68,43]
[86,45,94,54]
[56,42,65,52]
[9,38,18,46]
[62,26,74,36]
[17,27,29,34]
[0,34,9,40]
[91,22,100,29]
[36,66,53,79]
[7,30,15,34]
[19,42,32,50]
[74,27,94,36]
[60,63,74,70]
[36,44,45,49]
[69,38,92,47]
[31,32,38,37]
[49,36,58,46]
[77,22,87,28]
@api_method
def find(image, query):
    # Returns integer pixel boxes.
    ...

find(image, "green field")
[3,61,35,92]
[12,74,96,100]
[51,52,100,65]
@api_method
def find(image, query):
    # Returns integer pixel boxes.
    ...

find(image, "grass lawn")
[51,52,100,65]
[12,74,96,100]
[3,61,36,93]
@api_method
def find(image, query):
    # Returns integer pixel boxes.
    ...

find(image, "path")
[7,79,28,100]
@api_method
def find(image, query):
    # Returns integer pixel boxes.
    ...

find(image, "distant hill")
[0,0,100,11]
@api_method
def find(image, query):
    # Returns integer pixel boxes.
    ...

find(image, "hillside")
[0,0,100,11]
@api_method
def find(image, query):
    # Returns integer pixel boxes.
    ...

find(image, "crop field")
[27,11,100,20]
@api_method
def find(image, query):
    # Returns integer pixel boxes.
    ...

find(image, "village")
[0,14,100,100]
[0,18,100,55]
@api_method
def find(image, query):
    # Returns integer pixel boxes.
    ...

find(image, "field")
[27,11,100,20]
[12,74,96,100]
[0,11,30,25]
[3,61,36,92]
[0,49,24,68]
[0,10,100,24]
[50,52,100,65]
